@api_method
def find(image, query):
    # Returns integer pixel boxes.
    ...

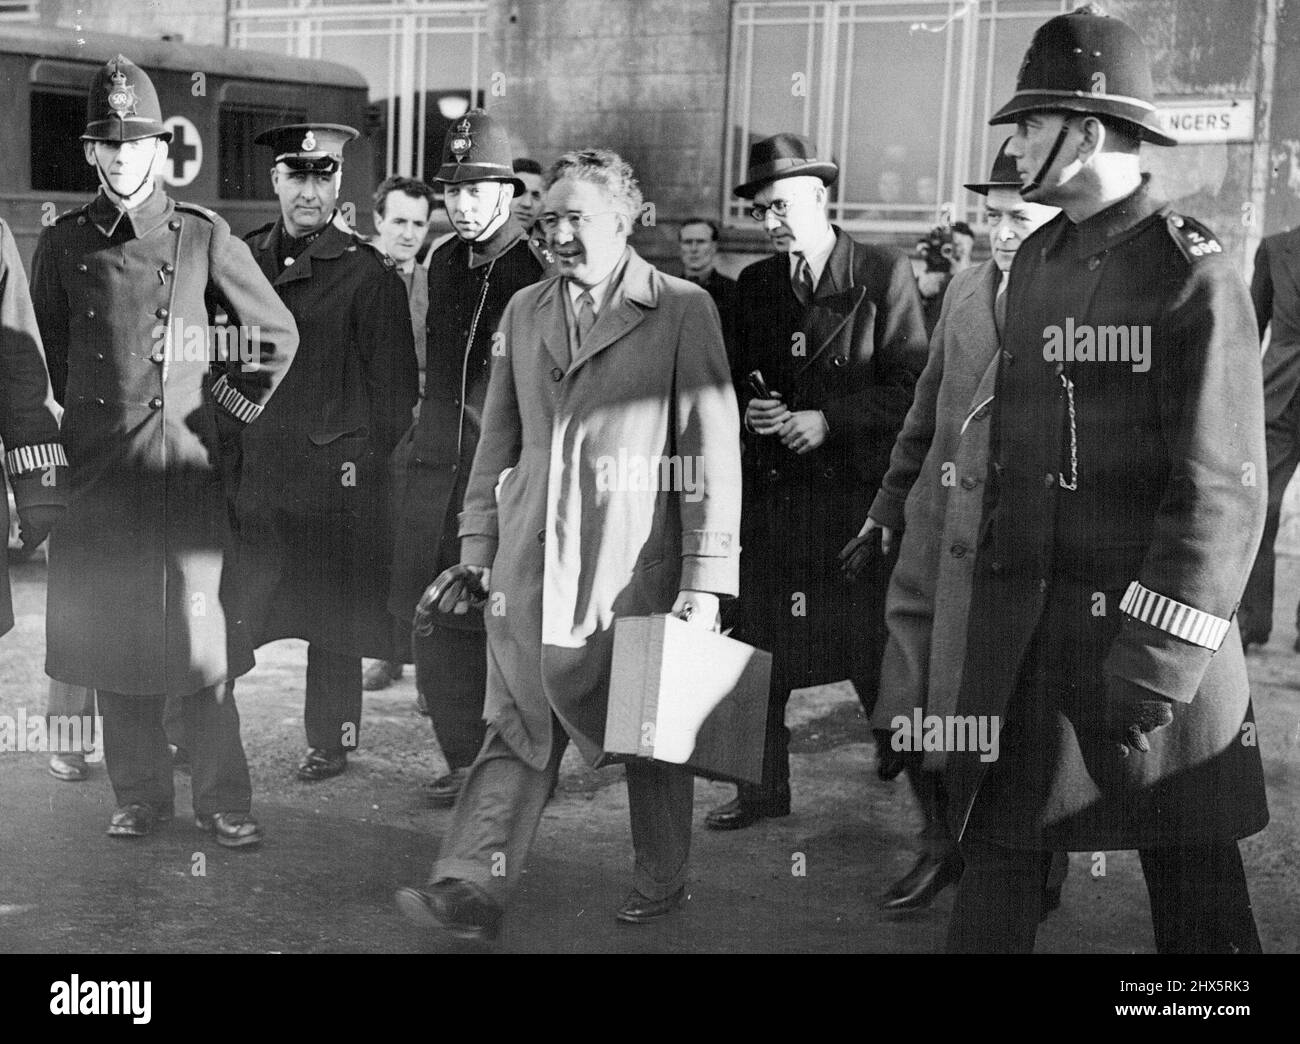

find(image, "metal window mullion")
[721,5,747,218]
[818,3,840,221]
[415,16,430,182]
[949,0,978,224]
[469,8,481,107]
[736,8,757,222]
[802,6,817,138]
[933,0,956,223]
[837,10,855,221]
[399,12,417,177]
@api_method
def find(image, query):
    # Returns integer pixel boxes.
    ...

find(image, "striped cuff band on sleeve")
[212,374,263,424]
[4,443,68,476]
[1119,580,1231,651]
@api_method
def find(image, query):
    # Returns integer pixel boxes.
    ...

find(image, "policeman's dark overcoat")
[951,178,1270,849]
[0,217,65,637]
[31,190,298,695]
[731,228,928,699]
[238,219,417,659]
[387,226,542,626]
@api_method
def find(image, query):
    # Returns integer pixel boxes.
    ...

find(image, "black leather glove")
[413,564,489,635]
[1104,676,1174,755]
[838,528,881,583]
[18,504,64,551]
[874,728,910,781]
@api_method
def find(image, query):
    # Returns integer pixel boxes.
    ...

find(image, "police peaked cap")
[255,123,359,174]
[82,55,171,143]
[989,4,1176,147]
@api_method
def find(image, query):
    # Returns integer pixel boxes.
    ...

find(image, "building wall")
[41,0,227,46]
[487,0,733,268]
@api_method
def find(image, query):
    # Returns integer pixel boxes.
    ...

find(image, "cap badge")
[450,117,473,161]
[302,130,318,152]
[106,68,138,118]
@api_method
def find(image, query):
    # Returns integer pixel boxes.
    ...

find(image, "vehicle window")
[219,103,306,200]
[30,89,99,194]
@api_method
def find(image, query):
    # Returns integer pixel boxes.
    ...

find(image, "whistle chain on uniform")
[1060,371,1078,491]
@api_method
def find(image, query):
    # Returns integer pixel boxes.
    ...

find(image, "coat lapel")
[536,278,571,370]
[264,220,353,288]
[795,230,866,378]
[566,249,655,375]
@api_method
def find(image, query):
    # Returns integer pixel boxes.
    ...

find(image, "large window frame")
[725,0,1072,234]
[229,0,488,181]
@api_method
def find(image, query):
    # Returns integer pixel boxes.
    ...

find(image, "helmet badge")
[106,67,138,119]
[450,118,473,161]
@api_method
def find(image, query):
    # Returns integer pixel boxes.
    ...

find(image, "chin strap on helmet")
[93,141,159,203]
[1019,121,1073,197]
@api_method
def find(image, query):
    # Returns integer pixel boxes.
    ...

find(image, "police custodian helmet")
[433,109,526,195]
[989,3,1175,148]
[82,55,172,143]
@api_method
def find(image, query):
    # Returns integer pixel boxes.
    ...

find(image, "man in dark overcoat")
[1238,226,1300,650]
[31,56,298,843]
[937,7,1269,953]
[709,133,928,830]
[387,111,543,805]
[237,123,418,782]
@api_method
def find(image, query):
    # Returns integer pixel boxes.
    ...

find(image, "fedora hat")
[964,138,1024,196]
[733,133,838,199]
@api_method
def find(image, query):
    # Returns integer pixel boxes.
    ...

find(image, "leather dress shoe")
[880,851,964,911]
[363,659,403,691]
[106,803,173,838]
[296,748,347,782]
[421,767,468,808]
[48,752,88,782]
[395,880,502,941]
[704,791,791,831]
[615,886,686,924]
[195,812,264,849]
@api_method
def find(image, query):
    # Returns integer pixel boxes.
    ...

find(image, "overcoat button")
[149,397,163,409]
[990,561,1003,574]
[1043,472,1055,488]
[1001,350,1013,364]
[831,355,845,368]
[150,353,165,364]
[169,220,181,230]
[536,529,545,544]
[156,307,169,319]
[961,476,977,490]
[95,353,105,361]
[85,309,95,319]
[76,216,86,226]
[1087,256,1101,271]
[94,397,105,406]
[163,263,174,274]
[823,466,834,479]
[767,468,779,480]
[76,263,88,273]
[950,544,967,558]
[1054,362,1064,376]
[1040,578,1049,592]
[550,367,563,381]
[974,406,989,421]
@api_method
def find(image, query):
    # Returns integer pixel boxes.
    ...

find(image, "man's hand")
[778,410,829,454]
[671,589,720,630]
[414,564,491,634]
[873,728,910,781]
[1104,676,1174,756]
[840,517,895,582]
[745,394,789,435]
[18,504,64,551]
[917,271,947,299]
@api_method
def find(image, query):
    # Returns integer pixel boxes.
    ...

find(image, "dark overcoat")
[952,178,1269,850]
[1250,228,1300,425]
[387,226,542,627]
[31,190,298,694]
[237,218,418,659]
[459,248,742,769]
[0,216,65,636]
[730,228,929,700]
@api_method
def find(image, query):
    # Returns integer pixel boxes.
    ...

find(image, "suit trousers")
[946,834,1261,953]
[47,681,186,754]
[413,623,488,770]
[98,683,252,815]
[1240,384,1300,639]
[434,719,694,905]
[305,644,362,752]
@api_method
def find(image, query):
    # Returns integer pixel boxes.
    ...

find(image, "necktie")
[576,290,596,350]
[792,253,814,308]
[994,272,1009,339]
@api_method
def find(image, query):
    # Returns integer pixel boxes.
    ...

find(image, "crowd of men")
[0,4,1276,952]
